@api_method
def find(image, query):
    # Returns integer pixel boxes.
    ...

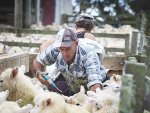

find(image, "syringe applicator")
[41,73,62,92]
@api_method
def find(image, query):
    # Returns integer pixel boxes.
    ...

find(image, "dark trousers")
[48,73,110,96]
[48,74,70,96]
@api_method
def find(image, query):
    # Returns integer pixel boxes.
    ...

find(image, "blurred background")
[0,0,149,34]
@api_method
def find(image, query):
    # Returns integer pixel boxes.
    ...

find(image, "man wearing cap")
[33,28,107,95]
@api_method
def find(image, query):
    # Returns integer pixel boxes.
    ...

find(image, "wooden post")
[123,61,147,113]
[131,31,138,54]
[119,74,136,113]
[125,34,130,55]
[14,0,22,28]
[35,0,41,23]
[25,53,37,78]
[25,0,32,28]
[144,76,150,111]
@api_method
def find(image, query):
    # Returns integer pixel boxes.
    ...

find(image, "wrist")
[36,71,42,78]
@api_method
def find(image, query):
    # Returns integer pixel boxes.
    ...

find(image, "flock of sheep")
[0,65,122,113]
[0,22,140,113]
[0,22,139,56]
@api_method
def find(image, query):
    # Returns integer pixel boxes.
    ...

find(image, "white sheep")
[11,46,23,53]
[87,90,119,113]
[63,86,93,113]
[0,90,9,104]
[0,101,33,113]
[110,74,122,84]
[30,91,89,113]
[0,67,40,107]
[102,80,121,93]
[0,43,12,54]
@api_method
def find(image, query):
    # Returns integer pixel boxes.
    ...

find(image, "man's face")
[59,41,78,64]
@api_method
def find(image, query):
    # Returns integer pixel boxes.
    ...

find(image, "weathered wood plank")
[105,47,125,52]
[0,41,41,47]
[0,52,29,74]
[123,61,147,113]
[125,34,130,54]
[119,74,136,113]
[93,33,129,38]
[25,53,37,78]
[24,0,32,28]
[131,31,138,54]
[102,56,125,70]
[14,0,23,28]
[0,28,58,35]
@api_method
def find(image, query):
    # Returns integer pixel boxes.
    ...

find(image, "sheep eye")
[37,104,39,107]
[103,84,108,87]
[76,103,80,106]
[96,103,98,106]
[0,80,3,83]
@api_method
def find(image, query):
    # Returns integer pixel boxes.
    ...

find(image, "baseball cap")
[76,13,94,22]
[53,28,77,48]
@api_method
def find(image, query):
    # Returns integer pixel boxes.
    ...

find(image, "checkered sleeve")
[36,44,60,66]
[82,51,104,89]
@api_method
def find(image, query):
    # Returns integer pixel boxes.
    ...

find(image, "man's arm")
[83,50,104,92]
[33,59,50,86]
[40,38,55,53]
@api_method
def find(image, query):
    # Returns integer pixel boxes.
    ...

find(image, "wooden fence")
[0,52,149,112]
[0,28,139,55]
[61,14,140,29]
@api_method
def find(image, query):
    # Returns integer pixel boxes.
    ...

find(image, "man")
[33,28,107,95]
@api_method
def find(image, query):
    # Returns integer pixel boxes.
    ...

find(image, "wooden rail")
[62,14,139,29]
[0,28,139,55]
[0,52,29,74]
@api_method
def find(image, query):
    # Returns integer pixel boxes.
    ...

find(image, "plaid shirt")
[37,43,106,93]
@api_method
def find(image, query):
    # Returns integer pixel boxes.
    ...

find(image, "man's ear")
[75,24,78,30]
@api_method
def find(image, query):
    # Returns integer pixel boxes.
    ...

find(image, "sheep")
[102,80,121,93]
[0,43,12,54]
[30,91,89,113]
[0,67,40,107]
[11,46,23,53]
[110,74,122,84]
[0,90,9,104]
[87,90,119,113]
[63,86,93,113]
[0,101,33,113]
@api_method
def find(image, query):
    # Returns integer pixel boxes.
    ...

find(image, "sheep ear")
[10,67,19,78]
[80,85,85,94]
[44,98,51,106]
[113,74,117,81]
[19,65,26,74]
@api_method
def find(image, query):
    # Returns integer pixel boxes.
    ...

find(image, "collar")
[72,46,80,66]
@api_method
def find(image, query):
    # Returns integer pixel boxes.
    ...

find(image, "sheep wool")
[0,101,33,113]
[110,74,122,84]
[0,90,9,104]
[30,92,89,113]
[0,67,40,107]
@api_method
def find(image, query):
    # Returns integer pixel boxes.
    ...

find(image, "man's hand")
[37,72,50,86]
[89,83,102,92]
